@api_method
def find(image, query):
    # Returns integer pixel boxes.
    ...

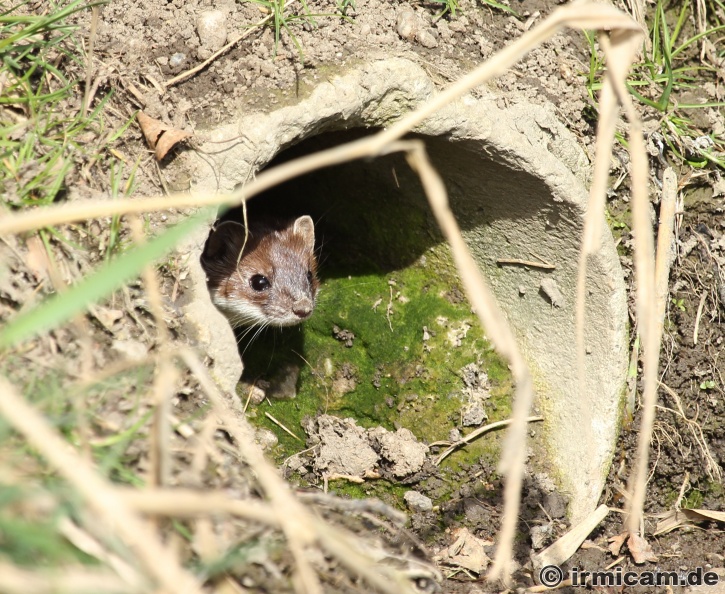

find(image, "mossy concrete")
[181,57,629,522]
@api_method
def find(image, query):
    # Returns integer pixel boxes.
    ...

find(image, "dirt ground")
[4,0,725,591]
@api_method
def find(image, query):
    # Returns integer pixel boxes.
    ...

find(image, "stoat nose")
[293,304,313,319]
[292,297,314,319]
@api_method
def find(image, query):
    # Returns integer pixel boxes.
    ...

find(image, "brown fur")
[201,216,319,327]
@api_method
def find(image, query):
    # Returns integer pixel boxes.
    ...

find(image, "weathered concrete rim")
[179,57,629,522]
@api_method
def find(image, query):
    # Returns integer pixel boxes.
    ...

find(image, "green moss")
[242,240,513,477]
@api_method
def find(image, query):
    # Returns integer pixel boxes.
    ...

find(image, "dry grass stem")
[264,411,304,442]
[575,28,644,507]
[404,143,533,581]
[130,216,176,490]
[0,6,643,241]
[81,5,100,117]
[0,377,201,593]
[496,258,555,270]
[57,518,144,588]
[575,69,618,443]
[117,487,281,524]
[656,168,678,333]
[693,292,707,345]
[179,348,417,594]
[372,4,642,150]
[177,349,323,594]
[0,562,137,594]
[598,30,660,537]
[658,382,722,482]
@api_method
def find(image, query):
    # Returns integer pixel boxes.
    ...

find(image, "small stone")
[267,363,301,400]
[396,8,418,41]
[111,339,148,361]
[197,10,227,51]
[255,427,278,450]
[169,53,186,68]
[404,490,433,512]
[462,400,487,426]
[416,28,438,49]
[530,523,553,550]
[540,277,565,308]
[242,382,267,405]
[448,16,468,33]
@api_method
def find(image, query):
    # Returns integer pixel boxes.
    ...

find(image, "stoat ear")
[293,215,315,250]
[202,221,245,261]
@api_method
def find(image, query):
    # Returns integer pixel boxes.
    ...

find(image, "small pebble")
[169,53,186,68]
[255,427,279,450]
[416,28,439,49]
[404,490,433,512]
[396,8,418,41]
[197,10,227,51]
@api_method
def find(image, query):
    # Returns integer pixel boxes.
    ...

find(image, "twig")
[693,292,707,345]
[265,411,304,442]
[496,258,555,270]
[433,416,544,465]
[164,2,299,88]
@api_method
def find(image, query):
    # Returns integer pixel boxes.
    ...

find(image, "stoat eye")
[307,270,313,284]
[250,274,270,291]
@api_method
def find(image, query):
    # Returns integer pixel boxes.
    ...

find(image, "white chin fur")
[213,297,269,328]
[213,296,309,328]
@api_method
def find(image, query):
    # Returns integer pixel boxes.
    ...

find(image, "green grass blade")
[0,209,213,348]
[671,24,725,59]
[671,3,688,49]
[626,82,661,110]
[0,0,90,52]
[478,0,520,17]
[656,1,674,111]
[678,101,725,109]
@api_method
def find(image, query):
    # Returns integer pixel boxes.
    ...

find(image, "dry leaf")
[627,533,658,564]
[533,504,610,569]
[608,532,627,556]
[436,527,491,574]
[654,509,686,535]
[137,111,192,160]
[89,304,124,332]
[25,234,52,282]
[684,508,725,523]
[656,508,725,535]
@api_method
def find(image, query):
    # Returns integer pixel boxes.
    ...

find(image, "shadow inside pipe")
[212,127,573,395]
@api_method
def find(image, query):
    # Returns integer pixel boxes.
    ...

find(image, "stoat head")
[201,216,319,328]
